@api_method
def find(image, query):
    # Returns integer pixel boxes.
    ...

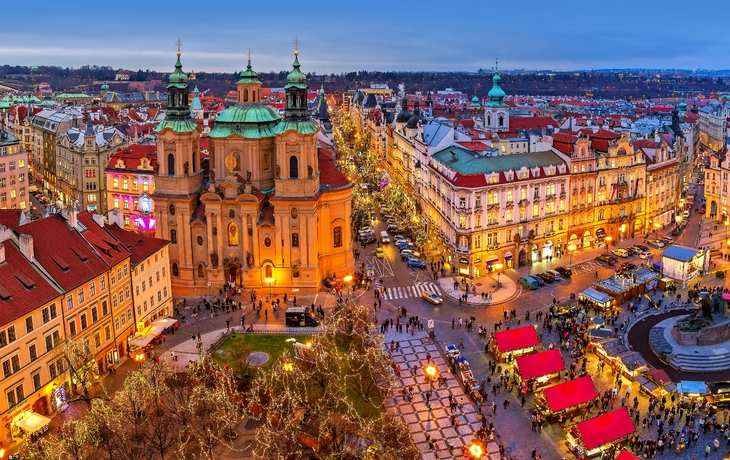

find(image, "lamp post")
[467,442,484,459]
[424,363,438,386]
[605,236,612,254]
[343,274,353,299]
[494,262,503,290]
[264,276,275,300]
[654,222,661,240]
[568,244,576,266]
[725,220,729,240]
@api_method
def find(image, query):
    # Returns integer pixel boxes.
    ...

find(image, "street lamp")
[605,236,612,254]
[264,276,275,300]
[343,274,353,299]
[467,442,484,459]
[725,220,729,240]
[494,262,503,290]
[654,222,661,239]
[568,244,576,266]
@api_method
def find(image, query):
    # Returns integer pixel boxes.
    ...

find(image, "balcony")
[518,199,529,206]
[560,191,566,198]
[519,236,529,243]
[505,200,514,207]
[455,247,470,254]
[487,244,500,250]
[545,193,556,200]
[545,230,555,237]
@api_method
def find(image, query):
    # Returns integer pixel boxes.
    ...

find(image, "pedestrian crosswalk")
[381,283,442,301]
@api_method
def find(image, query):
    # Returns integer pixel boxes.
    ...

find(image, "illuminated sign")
[134,216,156,231]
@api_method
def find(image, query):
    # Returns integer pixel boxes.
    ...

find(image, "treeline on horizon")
[2,65,729,100]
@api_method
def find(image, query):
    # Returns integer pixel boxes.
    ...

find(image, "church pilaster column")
[206,212,214,266]
[252,223,260,269]
[242,214,250,269]
[274,214,283,267]
[216,213,224,261]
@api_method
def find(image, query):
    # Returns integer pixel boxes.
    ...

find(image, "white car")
[421,290,443,304]
[638,251,653,260]
[546,269,563,281]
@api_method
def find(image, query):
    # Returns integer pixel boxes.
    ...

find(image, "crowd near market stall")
[566,407,636,459]
[579,288,616,313]
[514,348,565,393]
[592,268,660,306]
[677,380,709,408]
[635,369,677,399]
[489,325,540,362]
[535,375,599,424]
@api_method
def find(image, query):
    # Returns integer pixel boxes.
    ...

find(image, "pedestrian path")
[382,282,442,301]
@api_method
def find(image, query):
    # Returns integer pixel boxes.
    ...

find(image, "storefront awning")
[494,326,539,353]
[615,449,640,460]
[459,257,470,265]
[146,317,178,335]
[583,236,594,242]
[16,412,51,433]
[576,407,635,450]
[516,349,565,380]
[544,375,598,413]
[596,229,606,237]
[580,287,613,305]
[504,251,513,260]
[485,254,499,265]
[128,334,156,348]
[644,369,672,387]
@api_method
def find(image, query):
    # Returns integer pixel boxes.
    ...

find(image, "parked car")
[660,236,674,244]
[360,235,375,245]
[699,208,706,214]
[536,272,555,283]
[596,254,616,266]
[407,258,426,268]
[382,214,393,222]
[647,240,665,248]
[638,251,653,260]
[625,247,638,256]
[612,248,630,258]
[533,276,545,287]
[634,244,650,252]
[375,248,384,259]
[618,262,636,271]
[518,276,540,290]
[421,290,443,305]
[554,266,572,277]
[546,269,563,281]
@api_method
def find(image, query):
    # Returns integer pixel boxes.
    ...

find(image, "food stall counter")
[567,407,635,459]
[515,349,565,393]
[490,325,540,362]
[538,375,598,423]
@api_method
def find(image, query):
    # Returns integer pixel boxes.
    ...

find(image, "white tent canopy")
[128,334,156,348]
[16,412,51,433]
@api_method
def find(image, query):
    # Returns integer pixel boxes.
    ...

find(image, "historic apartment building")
[152,49,355,295]
[0,131,29,211]
[105,143,157,234]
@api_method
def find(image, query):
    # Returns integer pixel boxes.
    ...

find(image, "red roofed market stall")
[490,325,540,362]
[515,349,565,393]
[567,407,635,459]
[615,449,640,460]
[535,375,598,423]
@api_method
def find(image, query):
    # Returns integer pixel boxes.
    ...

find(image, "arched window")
[498,115,504,127]
[170,229,177,244]
[289,156,299,179]
[197,264,205,278]
[234,153,241,171]
[167,153,175,176]
[228,223,239,246]
[243,89,249,102]
[265,264,272,278]
[333,226,342,248]
[171,263,179,277]
[487,115,491,126]
[291,232,299,248]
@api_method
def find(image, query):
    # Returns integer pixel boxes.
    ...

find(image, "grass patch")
[212,334,312,371]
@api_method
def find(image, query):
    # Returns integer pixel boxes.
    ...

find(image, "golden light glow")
[343,275,353,283]
[568,244,576,252]
[494,262,503,271]
[265,277,275,284]
[424,364,438,378]
[620,224,627,232]
[654,223,661,229]
[606,236,613,243]
[283,362,294,372]
[468,443,483,458]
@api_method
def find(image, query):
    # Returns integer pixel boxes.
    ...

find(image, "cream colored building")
[0,131,29,211]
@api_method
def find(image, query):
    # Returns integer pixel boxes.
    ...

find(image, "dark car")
[596,254,616,266]
[555,266,572,277]
[625,247,638,256]
[634,244,650,252]
[618,262,636,272]
[533,276,545,286]
[359,235,376,245]
[536,272,555,283]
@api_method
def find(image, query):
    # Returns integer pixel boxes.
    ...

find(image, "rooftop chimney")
[92,213,104,228]
[61,208,78,228]
[19,234,33,261]
[0,224,11,243]
[108,209,124,228]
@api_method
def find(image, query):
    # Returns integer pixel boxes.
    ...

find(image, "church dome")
[285,53,307,89]
[168,52,189,88]
[215,104,281,124]
[405,101,424,129]
[238,60,260,84]
[396,97,411,123]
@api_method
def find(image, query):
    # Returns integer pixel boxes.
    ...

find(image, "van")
[380,231,390,244]
[612,248,629,258]
[546,269,563,281]
[518,276,540,290]
[285,307,320,327]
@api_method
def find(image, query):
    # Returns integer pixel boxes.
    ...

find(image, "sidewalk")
[436,273,519,307]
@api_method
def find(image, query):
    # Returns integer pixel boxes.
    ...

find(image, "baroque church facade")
[152,48,355,295]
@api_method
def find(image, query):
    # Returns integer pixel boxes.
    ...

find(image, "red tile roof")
[77,212,131,267]
[319,158,352,190]
[0,242,61,325]
[509,116,558,131]
[0,210,21,229]
[104,223,169,266]
[105,144,157,171]
[15,214,110,290]
[457,142,491,152]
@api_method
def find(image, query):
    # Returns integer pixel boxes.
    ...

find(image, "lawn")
[212,333,312,371]
[212,333,383,420]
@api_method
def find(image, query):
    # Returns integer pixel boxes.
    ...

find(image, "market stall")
[579,288,615,312]
[615,449,640,460]
[15,411,51,441]
[515,349,565,393]
[567,407,635,459]
[677,380,709,408]
[536,375,598,423]
[490,325,540,362]
[635,369,677,399]
[593,267,660,306]
[591,338,649,380]
[662,245,710,288]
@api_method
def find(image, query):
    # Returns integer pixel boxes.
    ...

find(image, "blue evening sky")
[0,0,727,73]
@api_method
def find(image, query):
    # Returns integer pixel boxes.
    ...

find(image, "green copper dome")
[678,91,687,112]
[471,94,481,107]
[487,60,506,107]
[215,104,281,124]
[168,52,189,89]
[285,53,307,90]
[237,60,260,84]
[101,83,109,91]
